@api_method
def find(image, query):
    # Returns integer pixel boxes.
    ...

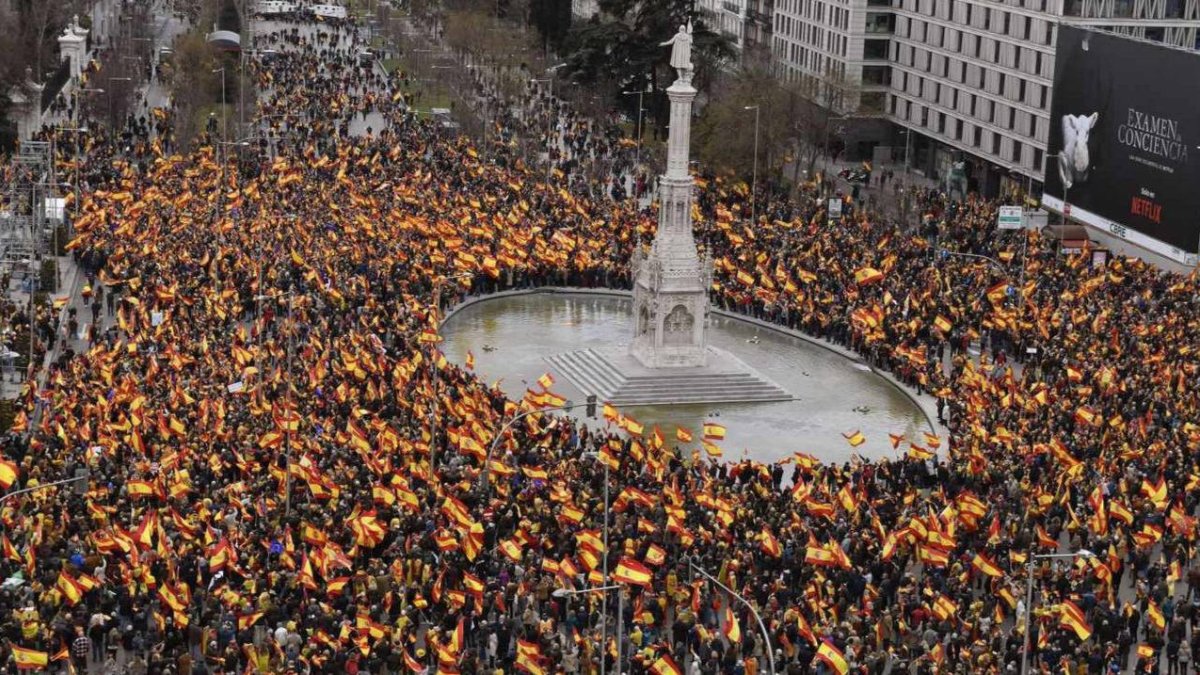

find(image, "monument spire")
[545,25,787,405]
[628,23,712,368]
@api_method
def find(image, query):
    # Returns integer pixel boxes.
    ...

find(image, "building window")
[973,125,982,146]
[1013,140,1023,163]
[992,133,1001,155]
[1033,147,1043,172]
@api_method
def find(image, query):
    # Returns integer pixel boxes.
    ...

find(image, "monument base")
[545,346,791,407]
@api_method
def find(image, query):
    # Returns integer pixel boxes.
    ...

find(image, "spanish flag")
[675,426,693,443]
[986,281,1010,304]
[649,654,682,675]
[238,611,265,631]
[816,641,849,675]
[843,430,866,447]
[56,571,85,605]
[971,552,1003,577]
[0,458,18,490]
[536,372,555,389]
[127,479,156,498]
[907,444,935,461]
[1147,599,1166,630]
[1059,599,1093,641]
[612,557,653,587]
[644,543,667,566]
[760,530,782,558]
[702,422,726,440]
[933,315,953,334]
[854,267,884,286]
[931,593,958,621]
[12,646,49,669]
[515,640,545,675]
[722,605,741,643]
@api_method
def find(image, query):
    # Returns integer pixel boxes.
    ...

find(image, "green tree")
[562,0,733,135]
[528,0,571,54]
[694,60,842,188]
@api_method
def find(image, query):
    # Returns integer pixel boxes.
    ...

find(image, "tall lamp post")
[553,585,622,675]
[688,557,776,675]
[428,272,474,471]
[1019,548,1093,675]
[531,63,567,184]
[744,105,761,225]
[213,67,227,141]
[621,89,646,171]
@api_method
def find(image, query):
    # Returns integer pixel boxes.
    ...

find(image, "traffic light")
[586,395,597,418]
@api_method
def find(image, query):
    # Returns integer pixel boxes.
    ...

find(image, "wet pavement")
[441,292,930,465]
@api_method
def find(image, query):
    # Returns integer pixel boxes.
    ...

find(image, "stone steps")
[546,348,792,407]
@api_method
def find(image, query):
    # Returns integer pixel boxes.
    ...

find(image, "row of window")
[773,17,850,55]
[772,36,836,74]
[892,95,1046,169]
[774,0,850,32]
[894,16,1055,79]
[897,0,1056,43]
[891,40,1051,111]
[893,68,1049,142]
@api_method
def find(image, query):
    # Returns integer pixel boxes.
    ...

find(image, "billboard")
[1043,26,1200,263]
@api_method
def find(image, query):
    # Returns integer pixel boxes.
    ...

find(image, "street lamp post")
[213,67,227,141]
[532,63,567,184]
[744,105,761,225]
[552,585,623,675]
[621,89,646,171]
[1020,549,1094,675]
[688,557,776,675]
[429,272,474,471]
[477,401,579,495]
[901,128,912,174]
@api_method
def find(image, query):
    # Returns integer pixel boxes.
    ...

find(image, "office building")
[771,0,1200,194]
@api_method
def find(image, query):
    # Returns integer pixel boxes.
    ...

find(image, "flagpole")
[1020,548,1094,675]
[687,558,776,675]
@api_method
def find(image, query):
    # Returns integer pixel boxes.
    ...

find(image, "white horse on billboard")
[1058,112,1098,190]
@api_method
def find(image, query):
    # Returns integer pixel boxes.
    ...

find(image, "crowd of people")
[3,7,1200,675]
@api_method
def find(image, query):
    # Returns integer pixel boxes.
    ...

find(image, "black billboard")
[1045,26,1200,258]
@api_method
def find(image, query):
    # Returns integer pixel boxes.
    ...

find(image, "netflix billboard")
[1043,26,1200,263]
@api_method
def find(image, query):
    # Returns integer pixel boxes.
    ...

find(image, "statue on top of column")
[660,23,694,81]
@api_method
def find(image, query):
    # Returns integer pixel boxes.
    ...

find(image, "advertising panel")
[1043,27,1200,263]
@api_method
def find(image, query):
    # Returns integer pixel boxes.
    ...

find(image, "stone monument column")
[629,24,712,369]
